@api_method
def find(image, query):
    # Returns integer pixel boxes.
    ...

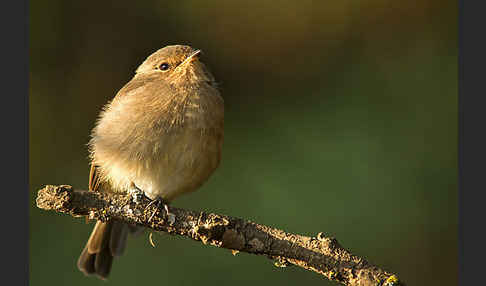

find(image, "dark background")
[30,1,457,285]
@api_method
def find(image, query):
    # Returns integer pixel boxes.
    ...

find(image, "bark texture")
[36,185,404,286]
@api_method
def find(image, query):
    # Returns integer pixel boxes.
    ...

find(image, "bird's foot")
[146,197,170,223]
[128,183,144,204]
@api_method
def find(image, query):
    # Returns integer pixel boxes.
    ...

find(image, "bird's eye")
[158,63,170,71]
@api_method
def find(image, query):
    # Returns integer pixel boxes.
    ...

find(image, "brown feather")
[88,163,101,192]
[87,221,112,254]
[77,245,96,275]
[94,246,113,280]
[109,221,129,257]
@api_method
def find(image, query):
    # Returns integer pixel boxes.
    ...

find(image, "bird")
[76,45,224,279]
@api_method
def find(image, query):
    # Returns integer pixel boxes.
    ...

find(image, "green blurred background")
[30,1,457,285]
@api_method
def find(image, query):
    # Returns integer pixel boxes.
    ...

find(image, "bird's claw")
[128,183,144,204]
[146,198,170,223]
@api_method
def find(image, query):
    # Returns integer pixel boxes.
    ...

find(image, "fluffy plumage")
[77,45,224,279]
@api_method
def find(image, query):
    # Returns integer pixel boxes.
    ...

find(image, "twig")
[35,185,403,286]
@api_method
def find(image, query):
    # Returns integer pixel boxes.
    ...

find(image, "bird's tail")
[77,220,129,279]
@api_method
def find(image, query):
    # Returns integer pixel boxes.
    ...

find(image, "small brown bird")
[77,45,224,279]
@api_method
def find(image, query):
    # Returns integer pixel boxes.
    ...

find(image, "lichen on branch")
[36,185,403,286]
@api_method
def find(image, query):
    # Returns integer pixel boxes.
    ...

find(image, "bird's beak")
[179,49,202,67]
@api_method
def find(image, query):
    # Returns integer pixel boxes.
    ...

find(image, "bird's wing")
[88,163,102,192]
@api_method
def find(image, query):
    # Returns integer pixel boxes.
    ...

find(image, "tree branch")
[36,185,403,286]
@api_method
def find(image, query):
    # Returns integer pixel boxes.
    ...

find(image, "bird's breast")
[91,84,224,201]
